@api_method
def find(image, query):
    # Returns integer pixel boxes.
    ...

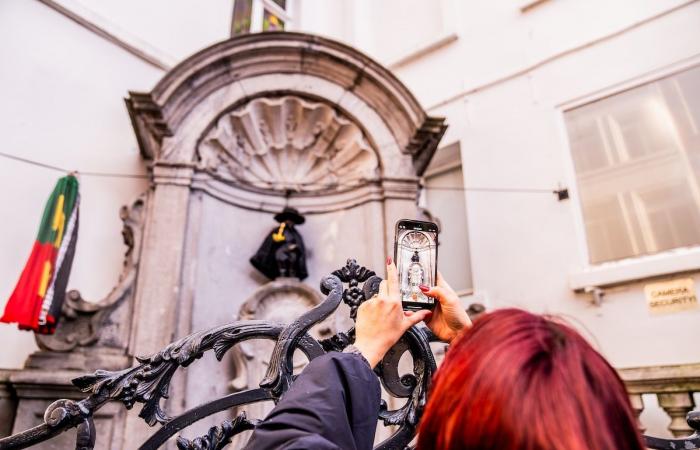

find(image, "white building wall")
[0,0,163,368]
[374,0,700,369]
[359,2,700,435]
[73,0,232,63]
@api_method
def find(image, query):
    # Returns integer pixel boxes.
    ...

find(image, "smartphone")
[394,219,438,311]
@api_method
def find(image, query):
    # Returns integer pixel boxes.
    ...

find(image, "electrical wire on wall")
[0,150,570,207]
[0,151,150,179]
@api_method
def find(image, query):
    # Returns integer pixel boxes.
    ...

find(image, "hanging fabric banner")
[1,175,80,334]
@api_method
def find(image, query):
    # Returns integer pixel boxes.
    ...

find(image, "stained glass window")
[231,0,291,36]
[263,9,285,31]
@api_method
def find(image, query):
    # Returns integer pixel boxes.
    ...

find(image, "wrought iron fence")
[0,259,697,449]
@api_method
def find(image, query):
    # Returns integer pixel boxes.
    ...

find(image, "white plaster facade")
[1,0,699,440]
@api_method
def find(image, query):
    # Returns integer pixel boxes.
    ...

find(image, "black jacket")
[245,353,380,450]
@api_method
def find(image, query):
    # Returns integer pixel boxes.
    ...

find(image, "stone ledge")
[0,370,18,437]
[618,363,700,394]
[25,349,130,373]
[568,247,700,290]
[8,369,86,399]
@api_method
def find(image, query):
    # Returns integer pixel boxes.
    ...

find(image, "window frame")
[420,140,474,297]
[558,57,700,288]
[231,0,294,36]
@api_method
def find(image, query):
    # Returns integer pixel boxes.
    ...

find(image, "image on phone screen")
[395,220,438,309]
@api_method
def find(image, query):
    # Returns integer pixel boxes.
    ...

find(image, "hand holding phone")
[394,219,438,311]
[421,273,472,342]
[354,260,431,367]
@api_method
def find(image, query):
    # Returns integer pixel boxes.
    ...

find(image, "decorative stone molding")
[125,92,172,160]
[152,161,195,187]
[126,32,446,176]
[237,278,326,322]
[231,278,334,392]
[197,96,379,192]
[0,370,17,438]
[189,174,390,214]
[27,194,147,371]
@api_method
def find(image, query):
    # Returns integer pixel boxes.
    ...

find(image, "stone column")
[0,370,17,438]
[122,162,194,449]
[628,393,645,433]
[657,392,695,437]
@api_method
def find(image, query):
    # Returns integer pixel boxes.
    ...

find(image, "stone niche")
[198,95,380,192]
[10,32,446,449]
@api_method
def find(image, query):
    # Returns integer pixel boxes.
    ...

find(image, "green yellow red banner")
[1,175,79,334]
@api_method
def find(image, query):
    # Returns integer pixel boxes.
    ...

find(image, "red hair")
[417,308,644,450]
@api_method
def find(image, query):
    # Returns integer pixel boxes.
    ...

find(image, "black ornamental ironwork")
[0,259,698,449]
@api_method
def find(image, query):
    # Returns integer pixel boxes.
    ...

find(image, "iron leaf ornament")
[175,413,257,450]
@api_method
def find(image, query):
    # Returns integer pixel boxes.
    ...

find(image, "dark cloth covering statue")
[250,207,309,280]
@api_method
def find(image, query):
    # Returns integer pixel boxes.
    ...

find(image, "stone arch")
[126,32,446,178]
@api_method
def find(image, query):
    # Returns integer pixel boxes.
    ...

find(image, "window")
[422,142,473,294]
[231,0,292,36]
[565,65,700,264]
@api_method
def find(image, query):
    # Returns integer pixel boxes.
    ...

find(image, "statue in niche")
[407,251,425,301]
[250,207,308,280]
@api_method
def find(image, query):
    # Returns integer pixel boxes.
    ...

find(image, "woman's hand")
[354,258,431,367]
[420,273,472,343]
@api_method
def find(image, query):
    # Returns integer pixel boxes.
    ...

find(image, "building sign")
[644,278,699,315]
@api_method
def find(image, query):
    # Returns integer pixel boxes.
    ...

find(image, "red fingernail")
[419,284,429,292]
[386,256,392,265]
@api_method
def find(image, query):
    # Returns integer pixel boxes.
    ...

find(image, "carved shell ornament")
[197,96,380,192]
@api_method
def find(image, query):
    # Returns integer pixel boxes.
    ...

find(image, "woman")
[245,258,645,450]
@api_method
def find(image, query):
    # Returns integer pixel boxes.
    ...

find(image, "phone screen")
[395,220,438,310]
